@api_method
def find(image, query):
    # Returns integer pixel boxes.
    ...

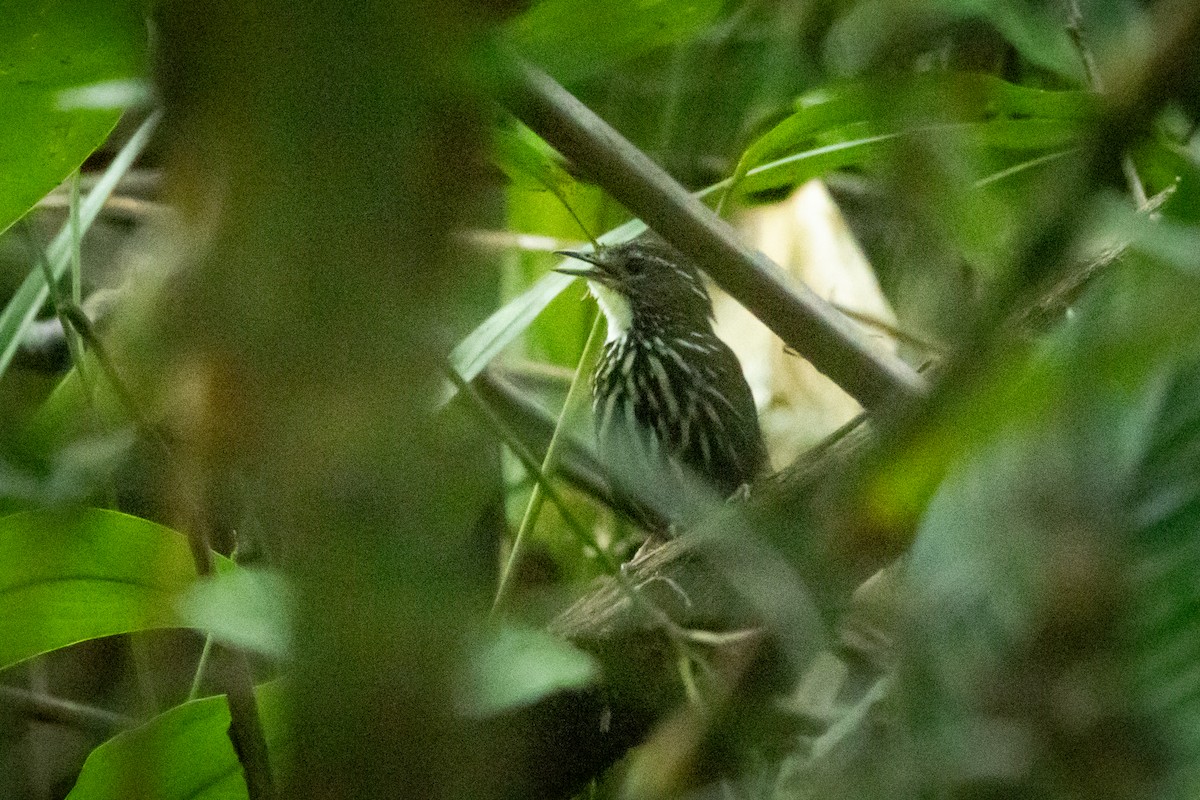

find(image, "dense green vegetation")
[2,0,1200,798]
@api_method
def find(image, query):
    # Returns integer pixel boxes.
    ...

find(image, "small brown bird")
[556,237,767,527]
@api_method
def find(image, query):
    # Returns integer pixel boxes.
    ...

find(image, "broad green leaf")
[506,0,725,83]
[0,507,231,670]
[458,623,598,717]
[178,569,293,661]
[725,91,881,195]
[734,133,904,198]
[0,112,159,385]
[67,682,287,800]
[0,0,147,237]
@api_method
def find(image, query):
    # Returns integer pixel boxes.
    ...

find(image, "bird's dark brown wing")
[594,330,765,508]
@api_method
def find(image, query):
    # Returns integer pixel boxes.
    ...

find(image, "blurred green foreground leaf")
[0,507,231,671]
[0,0,147,237]
[66,682,287,800]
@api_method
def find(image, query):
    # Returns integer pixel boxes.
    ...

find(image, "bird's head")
[554,239,713,339]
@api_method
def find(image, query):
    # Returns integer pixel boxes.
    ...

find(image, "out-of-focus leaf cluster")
[4,0,1200,798]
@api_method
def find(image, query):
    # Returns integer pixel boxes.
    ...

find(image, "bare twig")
[57,167,162,197]
[36,193,172,222]
[1009,184,1175,334]
[504,59,927,413]
[0,685,134,733]
[830,304,946,354]
[173,503,275,800]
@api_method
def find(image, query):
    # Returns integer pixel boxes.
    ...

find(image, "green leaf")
[178,569,293,661]
[506,0,725,83]
[734,132,904,197]
[492,116,583,214]
[0,112,159,385]
[457,623,598,717]
[67,682,287,800]
[445,216,645,397]
[0,507,231,671]
[726,73,1096,198]
[0,0,147,237]
[449,269,575,381]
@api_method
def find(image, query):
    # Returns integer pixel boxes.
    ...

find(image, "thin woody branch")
[0,685,134,733]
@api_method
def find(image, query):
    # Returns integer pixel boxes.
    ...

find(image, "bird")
[555,236,768,530]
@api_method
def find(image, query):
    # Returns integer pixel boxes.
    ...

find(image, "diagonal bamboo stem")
[504,59,928,413]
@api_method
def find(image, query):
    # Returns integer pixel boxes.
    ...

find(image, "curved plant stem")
[187,634,216,701]
[446,361,616,573]
[490,311,606,613]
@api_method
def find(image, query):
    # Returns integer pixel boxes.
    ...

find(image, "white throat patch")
[588,280,633,342]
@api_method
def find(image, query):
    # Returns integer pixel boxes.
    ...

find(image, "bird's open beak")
[553,250,608,280]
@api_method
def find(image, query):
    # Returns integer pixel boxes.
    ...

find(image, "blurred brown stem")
[0,685,133,733]
[174,481,274,800]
